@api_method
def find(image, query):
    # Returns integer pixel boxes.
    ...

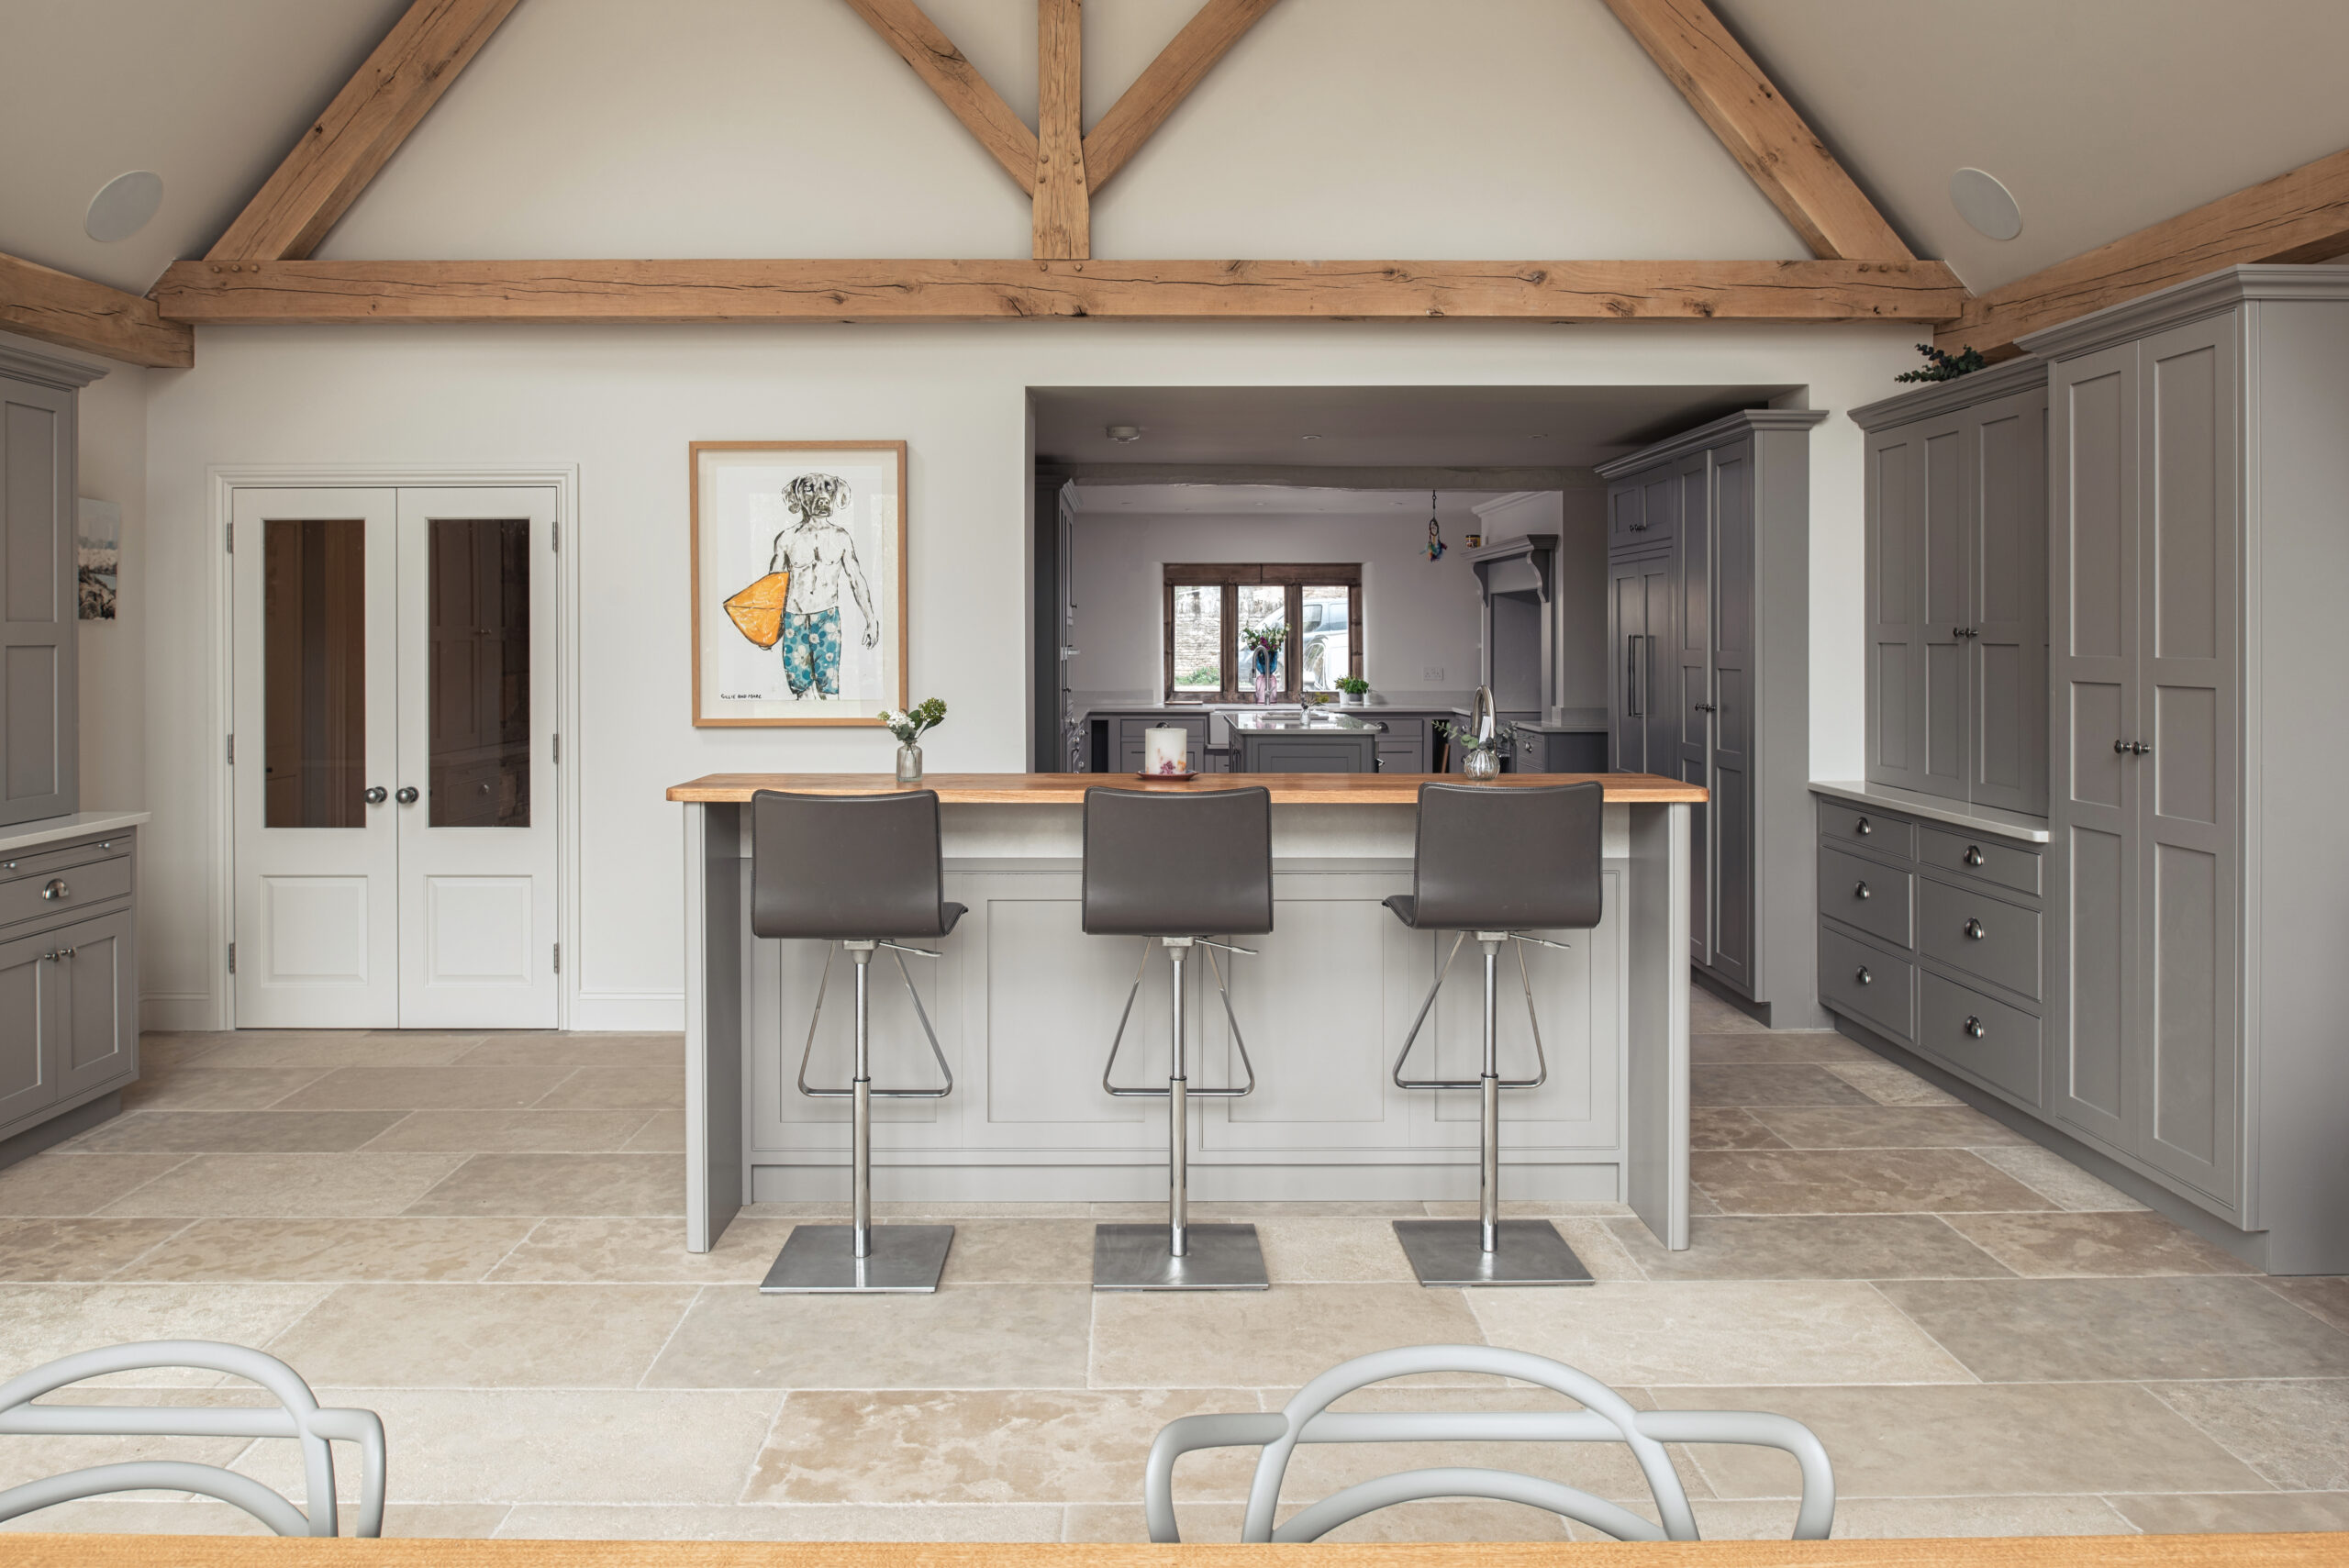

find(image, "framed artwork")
[77,497,120,621]
[690,440,908,727]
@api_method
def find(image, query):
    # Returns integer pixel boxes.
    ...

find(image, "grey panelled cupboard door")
[0,927,57,1126]
[1865,426,1924,791]
[1918,413,1971,803]
[1608,550,1672,773]
[1969,387,2050,816]
[1675,452,1713,966]
[56,908,136,1101]
[0,373,77,826]
[1709,441,1757,989]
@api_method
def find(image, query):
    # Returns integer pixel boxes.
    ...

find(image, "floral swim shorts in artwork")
[780,608,842,697]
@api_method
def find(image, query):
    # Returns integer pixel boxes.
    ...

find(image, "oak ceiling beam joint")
[1084,0,1282,195]
[0,251,193,369]
[1033,0,1089,259]
[841,0,1039,196]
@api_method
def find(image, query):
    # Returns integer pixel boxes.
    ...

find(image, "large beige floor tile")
[1608,1215,2012,1282]
[648,1283,1093,1389]
[97,1153,468,1218]
[1655,1383,2267,1496]
[2147,1379,2349,1490]
[1690,1064,1876,1107]
[114,1218,536,1283]
[1823,1062,1962,1106]
[748,1386,1263,1504]
[498,1504,1064,1540]
[1089,1283,1485,1390]
[360,1110,655,1153]
[1254,1220,1416,1284]
[0,1385,282,1494]
[190,1034,480,1071]
[532,1062,685,1110]
[2266,1275,2349,1334]
[2112,1491,2349,1534]
[1876,1277,2349,1382]
[1063,1502,1246,1543]
[0,1498,273,1534]
[1967,1143,2146,1211]
[0,1284,330,1386]
[1688,1108,1787,1151]
[1599,1494,2135,1540]
[1689,990,1769,1034]
[1691,1149,2054,1215]
[262,1282,698,1387]
[624,1109,685,1151]
[485,1218,795,1284]
[937,1218,1095,1284]
[272,1064,575,1112]
[1468,1280,1973,1386]
[234,1388,780,1504]
[0,1152,189,1216]
[75,1110,404,1154]
[1945,1211,2251,1277]
[1296,1498,1575,1542]
[455,1033,684,1071]
[1746,1106,2029,1149]
[1691,1031,1875,1065]
[1551,1219,1646,1282]
[403,1153,685,1218]
[117,1068,330,1112]
[133,1032,230,1067]
[0,1218,188,1281]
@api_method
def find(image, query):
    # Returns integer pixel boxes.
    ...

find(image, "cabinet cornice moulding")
[1593,406,1828,479]
[1847,354,2049,432]
[2018,264,2349,361]
[0,341,110,390]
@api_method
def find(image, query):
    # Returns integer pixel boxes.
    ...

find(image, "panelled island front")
[671,773,1703,1253]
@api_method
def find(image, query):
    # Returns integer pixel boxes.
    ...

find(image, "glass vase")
[896,742,923,785]
[1463,746,1500,783]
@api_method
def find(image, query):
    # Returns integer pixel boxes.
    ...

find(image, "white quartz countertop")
[0,810,150,856]
[1809,781,2050,844]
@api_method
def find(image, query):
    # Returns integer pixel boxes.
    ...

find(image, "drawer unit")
[1917,824,2042,898]
[1919,878,2042,1001]
[1819,843,1912,948]
[0,835,131,884]
[0,850,133,931]
[1819,799,1914,861]
[1917,972,2042,1106]
[1819,923,1914,1041]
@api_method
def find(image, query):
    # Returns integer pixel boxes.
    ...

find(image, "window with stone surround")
[1162,563,1363,703]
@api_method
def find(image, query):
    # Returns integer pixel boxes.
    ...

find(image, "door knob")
[1853,881,1871,901]
[2114,739,2130,754]
[1854,966,1873,986]
[1963,844,1984,866]
[1964,1016,1986,1039]
[1964,917,1987,940]
[2132,740,2153,756]
[364,786,388,806]
[40,879,67,901]
[395,786,420,806]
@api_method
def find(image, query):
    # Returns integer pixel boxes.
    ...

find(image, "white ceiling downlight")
[84,171,164,243]
[1105,424,1141,443]
[1949,167,2022,241]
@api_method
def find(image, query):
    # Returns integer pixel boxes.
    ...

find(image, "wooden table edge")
[665,772,1709,805]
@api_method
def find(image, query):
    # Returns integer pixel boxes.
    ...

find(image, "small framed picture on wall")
[689,440,909,727]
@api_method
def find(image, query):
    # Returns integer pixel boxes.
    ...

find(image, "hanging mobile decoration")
[1425,489,1447,562]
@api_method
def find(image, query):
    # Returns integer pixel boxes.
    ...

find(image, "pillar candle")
[1143,727,1189,775]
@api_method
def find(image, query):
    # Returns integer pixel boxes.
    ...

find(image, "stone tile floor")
[0,991,2343,1541]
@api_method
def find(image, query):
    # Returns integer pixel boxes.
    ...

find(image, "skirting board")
[749,1159,1627,1206]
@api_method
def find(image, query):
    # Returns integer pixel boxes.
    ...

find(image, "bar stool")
[751,788,960,1294]
[1386,780,1604,1287]
[1085,784,1272,1291]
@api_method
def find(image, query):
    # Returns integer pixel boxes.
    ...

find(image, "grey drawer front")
[1917,824,2042,898]
[1819,799,1914,860]
[0,835,130,884]
[0,851,132,930]
[1919,878,2043,1001]
[1917,972,2042,1106]
[1819,924,1914,1041]
[1819,844,1912,947]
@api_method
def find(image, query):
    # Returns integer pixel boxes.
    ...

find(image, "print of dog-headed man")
[767,473,878,698]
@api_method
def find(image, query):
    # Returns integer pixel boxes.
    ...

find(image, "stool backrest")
[1083,785,1273,937]
[1408,781,1603,931]
[751,789,952,940]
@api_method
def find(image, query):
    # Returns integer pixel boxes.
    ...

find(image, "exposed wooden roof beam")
[0,251,193,369]
[209,0,522,262]
[1033,0,1089,259]
[841,0,1039,196]
[153,257,1962,325]
[1940,144,2349,359]
[1598,0,1910,262]
[1085,0,1281,195]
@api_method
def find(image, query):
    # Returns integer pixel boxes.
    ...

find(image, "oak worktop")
[667,772,1708,805]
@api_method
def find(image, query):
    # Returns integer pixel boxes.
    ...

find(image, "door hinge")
[551,521,560,552]
[551,942,560,973]
[225,521,233,553]
[552,733,560,764]
[227,941,237,974]
[226,734,235,765]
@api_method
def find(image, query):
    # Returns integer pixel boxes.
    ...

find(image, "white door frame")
[208,464,581,1032]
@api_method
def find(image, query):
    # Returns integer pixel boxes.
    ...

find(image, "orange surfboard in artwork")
[724,572,791,648]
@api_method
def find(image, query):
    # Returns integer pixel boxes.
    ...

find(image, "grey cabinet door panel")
[1918,972,2042,1106]
[1919,418,1972,802]
[1709,444,1755,987]
[1916,824,2041,897]
[1865,428,1925,791]
[1609,550,1671,774]
[0,929,57,1126]
[1919,878,2042,1001]
[55,907,135,1100]
[1607,480,1642,548]
[1969,388,2050,815]
[1819,844,1913,948]
[1820,799,1915,861]
[0,379,77,827]
[1818,923,1913,1041]
[1675,454,1712,966]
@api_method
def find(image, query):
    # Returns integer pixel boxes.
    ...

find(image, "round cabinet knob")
[1964,1017,1986,1039]
[395,786,420,806]
[364,786,388,806]
[1853,881,1871,901]
[40,878,67,901]
[1963,845,1984,867]
[1855,966,1873,986]
[2133,740,2154,756]
[2114,739,2131,754]
[1854,817,1872,836]
[1964,917,1987,940]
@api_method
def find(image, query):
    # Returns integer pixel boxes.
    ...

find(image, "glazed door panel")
[1969,388,2050,816]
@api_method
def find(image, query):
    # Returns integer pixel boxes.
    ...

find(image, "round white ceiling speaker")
[1949,167,2022,242]
[85,171,164,243]
[1105,424,1141,442]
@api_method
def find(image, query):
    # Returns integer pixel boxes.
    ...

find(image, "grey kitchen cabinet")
[1373,717,1427,773]
[0,826,140,1161]
[1236,729,1375,773]
[1852,359,2049,817]
[0,348,100,828]
[1602,410,1826,1024]
[2024,265,2349,1271]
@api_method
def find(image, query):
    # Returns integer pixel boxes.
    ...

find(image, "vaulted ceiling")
[5,0,2347,305]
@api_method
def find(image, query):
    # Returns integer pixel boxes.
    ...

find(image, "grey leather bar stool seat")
[1086,784,1272,1291]
[752,788,962,1294]
[1386,780,1604,1286]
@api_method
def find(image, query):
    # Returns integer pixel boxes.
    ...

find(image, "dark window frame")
[1162,562,1363,703]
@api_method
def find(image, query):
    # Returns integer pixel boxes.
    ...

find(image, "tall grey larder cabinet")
[2026,266,2349,1273]
[0,345,93,826]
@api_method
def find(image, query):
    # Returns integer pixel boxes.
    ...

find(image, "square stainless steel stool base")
[759,1223,954,1294]
[1392,1219,1595,1287]
[1093,1223,1268,1291]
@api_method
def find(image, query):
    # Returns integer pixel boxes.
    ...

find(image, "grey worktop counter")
[0,810,150,856]
[1809,781,2050,844]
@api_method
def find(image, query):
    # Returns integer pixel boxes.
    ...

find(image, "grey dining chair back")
[0,1340,386,1538]
[1144,1344,1834,1544]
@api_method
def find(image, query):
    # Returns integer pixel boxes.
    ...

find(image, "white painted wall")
[1067,502,1489,705]
[74,362,149,817]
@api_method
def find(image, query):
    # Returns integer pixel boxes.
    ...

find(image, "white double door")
[231,486,558,1029]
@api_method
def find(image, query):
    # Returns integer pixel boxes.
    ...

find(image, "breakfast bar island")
[669,773,1704,1253]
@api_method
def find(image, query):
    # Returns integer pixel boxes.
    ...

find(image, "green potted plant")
[880,697,946,784]
[1336,675,1371,707]
[1240,622,1286,703]
[1434,716,1516,782]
